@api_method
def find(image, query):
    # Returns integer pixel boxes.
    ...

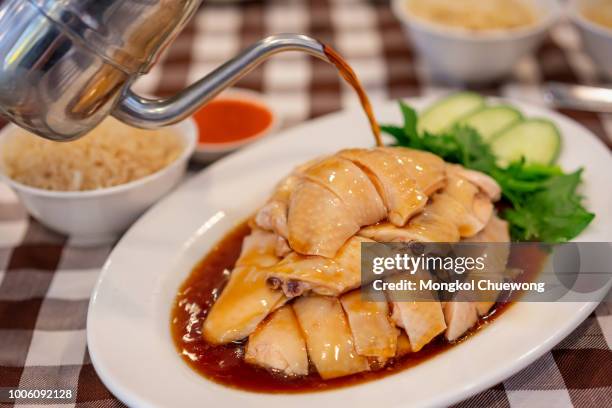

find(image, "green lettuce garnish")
[381,102,594,242]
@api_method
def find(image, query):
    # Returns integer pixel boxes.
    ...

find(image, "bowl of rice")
[392,0,561,83]
[0,117,197,246]
[570,0,612,80]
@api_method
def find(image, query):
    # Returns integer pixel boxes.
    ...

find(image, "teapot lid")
[31,0,202,73]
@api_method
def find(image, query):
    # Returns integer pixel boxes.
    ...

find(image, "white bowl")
[569,0,612,80]
[192,89,280,164]
[0,118,197,246]
[392,0,561,84]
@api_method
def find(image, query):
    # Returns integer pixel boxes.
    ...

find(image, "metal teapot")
[0,0,329,140]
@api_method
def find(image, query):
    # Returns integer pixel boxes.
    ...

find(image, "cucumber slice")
[490,119,561,165]
[457,105,523,141]
[418,92,485,134]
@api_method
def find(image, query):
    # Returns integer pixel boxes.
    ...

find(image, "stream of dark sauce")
[171,221,548,394]
[323,45,383,147]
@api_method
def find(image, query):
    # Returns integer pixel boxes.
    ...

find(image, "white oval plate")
[88,97,612,408]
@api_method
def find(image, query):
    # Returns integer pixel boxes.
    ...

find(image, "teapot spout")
[114,34,330,128]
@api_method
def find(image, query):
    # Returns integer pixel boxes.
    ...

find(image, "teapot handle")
[113,34,329,128]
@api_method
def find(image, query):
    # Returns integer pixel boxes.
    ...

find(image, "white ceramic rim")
[0,118,198,199]
[194,88,280,153]
[391,0,561,42]
[568,0,612,38]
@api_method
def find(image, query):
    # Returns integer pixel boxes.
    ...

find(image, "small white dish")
[0,118,197,246]
[192,89,280,164]
[88,97,611,407]
[392,0,561,84]
[569,0,612,80]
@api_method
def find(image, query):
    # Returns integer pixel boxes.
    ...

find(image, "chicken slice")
[439,174,492,237]
[359,191,464,243]
[303,156,387,227]
[390,301,447,352]
[464,214,510,243]
[381,147,447,195]
[266,236,372,297]
[203,230,287,344]
[255,171,306,239]
[443,301,479,342]
[255,199,291,239]
[385,272,447,352]
[258,157,384,258]
[462,215,510,316]
[274,236,292,257]
[396,331,412,357]
[293,295,369,379]
[255,157,323,238]
[245,306,309,376]
[442,217,509,339]
[340,290,399,360]
[339,148,428,226]
[446,164,501,201]
[287,181,360,257]
[360,210,460,243]
[360,173,492,243]
[257,147,449,257]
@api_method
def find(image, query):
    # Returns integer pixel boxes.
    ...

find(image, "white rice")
[2,117,184,191]
[407,0,537,31]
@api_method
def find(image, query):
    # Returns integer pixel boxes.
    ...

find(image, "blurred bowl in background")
[569,0,612,80]
[392,0,561,84]
[192,88,279,164]
[0,119,197,246]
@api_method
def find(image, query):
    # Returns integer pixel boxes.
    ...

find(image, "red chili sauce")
[194,98,273,144]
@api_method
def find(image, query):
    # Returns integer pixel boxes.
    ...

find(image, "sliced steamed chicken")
[396,331,412,357]
[266,236,372,297]
[360,165,498,243]
[390,300,447,352]
[434,168,503,341]
[462,214,511,316]
[443,302,479,342]
[254,158,323,253]
[442,215,511,341]
[287,181,361,258]
[338,149,426,226]
[340,290,399,361]
[287,155,386,257]
[442,173,493,237]
[385,271,447,352]
[381,147,447,196]
[359,204,461,243]
[202,230,286,344]
[255,147,446,258]
[339,148,445,226]
[256,155,384,258]
[206,146,511,379]
[245,306,308,376]
[446,164,501,201]
[302,156,387,228]
[465,213,510,243]
[293,295,369,379]
[255,173,303,239]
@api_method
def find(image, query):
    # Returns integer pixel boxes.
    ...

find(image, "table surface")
[1,1,611,407]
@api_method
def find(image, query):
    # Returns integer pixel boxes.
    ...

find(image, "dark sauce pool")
[171,221,548,393]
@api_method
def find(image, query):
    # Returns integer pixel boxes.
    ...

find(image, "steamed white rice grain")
[1,117,184,191]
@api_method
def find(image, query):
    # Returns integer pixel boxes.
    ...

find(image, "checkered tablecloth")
[1,1,611,407]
